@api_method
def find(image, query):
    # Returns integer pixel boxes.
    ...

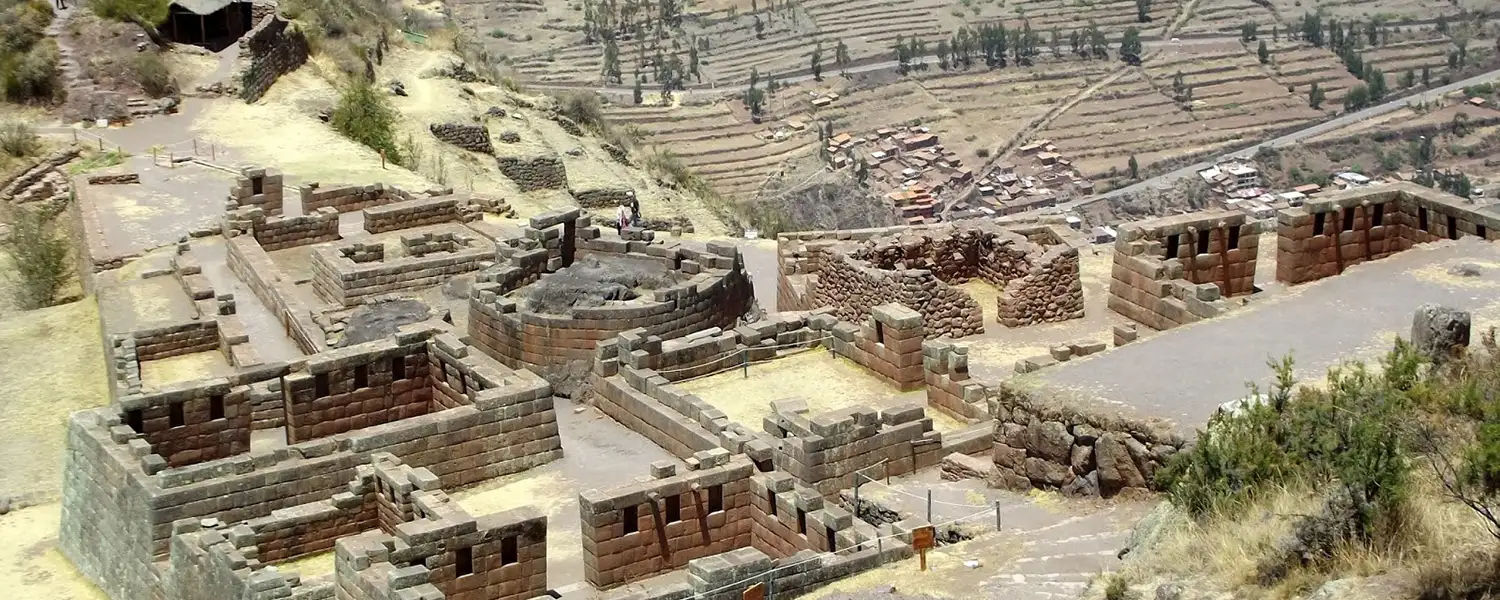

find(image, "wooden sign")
[912,525,935,572]
[743,582,765,600]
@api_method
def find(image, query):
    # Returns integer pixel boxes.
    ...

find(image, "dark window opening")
[455,546,473,577]
[1343,207,1356,231]
[1480,224,1489,239]
[768,491,777,516]
[209,395,224,420]
[354,364,368,388]
[501,535,518,566]
[623,505,638,534]
[874,320,885,344]
[1164,233,1180,259]
[314,373,330,397]
[126,409,143,433]
[1372,205,1384,227]
[1227,225,1241,250]
[1196,231,1211,255]
[1450,215,1460,240]
[1419,207,1429,231]
[391,356,404,380]
[797,508,807,535]
[169,402,185,428]
[250,176,264,195]
[666,495,681,523]
[708,485,724,513]
[1314,212,1326,235]
[826,526,837,552]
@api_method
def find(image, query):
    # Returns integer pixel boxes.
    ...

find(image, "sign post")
[912,525,935,572]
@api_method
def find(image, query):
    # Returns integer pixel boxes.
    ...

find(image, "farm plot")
[1038,42,1322,178]
[917,63,1114,158]
[1175,0,1279,37]
[1358,36,1454,81]
[1263,0,1463,23]
[1264,42,1365,105]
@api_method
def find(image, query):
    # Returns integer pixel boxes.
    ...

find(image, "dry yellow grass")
[138,351,236,391]
[0,504,107,600]
[0,299,109,500]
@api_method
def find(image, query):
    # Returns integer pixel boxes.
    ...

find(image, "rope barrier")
[687,506,996,599]
[854,476,996,509]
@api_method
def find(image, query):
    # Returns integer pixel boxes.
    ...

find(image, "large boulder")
[1096,433,1146,495]
[1411,304,1471,365]
[1027,420,1074,463]
[1024,457,1073,487]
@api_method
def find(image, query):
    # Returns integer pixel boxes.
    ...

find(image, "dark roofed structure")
[164,0,254,50]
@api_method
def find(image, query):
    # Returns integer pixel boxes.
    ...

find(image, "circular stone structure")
[467,207,753,375]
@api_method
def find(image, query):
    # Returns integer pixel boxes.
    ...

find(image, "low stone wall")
[310,226,492,307]
[225,206,341,251]
[988,383,1187,497]
[238,15,309,103]
[429,122,494,154]
[1277,183,1500,284]
[361,195,460,234]
[572,186,635,209]
[496,155,567,191]
[1107,211,1256,331]
[133,320,220,362]
[0,146,78,203]
[300,182,412,214]
[779,220,1084,339]
[768,398,942,497]
[226,235,322,354]
[117,376,251,468]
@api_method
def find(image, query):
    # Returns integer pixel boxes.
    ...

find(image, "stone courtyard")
[6,149,1500,600]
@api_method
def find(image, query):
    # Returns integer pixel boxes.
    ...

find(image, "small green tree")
[810,41,823,81]
[1128,155,1139,179]
[1135,0,1150,22]
[1344,83,1370,110]
[2,206,72,310]
[1309,82,1324,109]
[632,74,643,104]
[1422,65,1431,87]
[331,78,402,164]
[1119,27,1142,63]
[1258,40,1269,64]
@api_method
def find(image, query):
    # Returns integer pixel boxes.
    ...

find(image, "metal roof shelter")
[164,0,253,50]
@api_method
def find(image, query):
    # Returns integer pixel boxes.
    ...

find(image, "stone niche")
[784,220,1084,339]
[1108,210,1258,331]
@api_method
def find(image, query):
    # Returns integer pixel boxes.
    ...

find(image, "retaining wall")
[300,182,413,214]
[238,15,310,103]
[362,195,461,234]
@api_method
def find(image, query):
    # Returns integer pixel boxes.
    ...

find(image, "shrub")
[331,77,402,164]
[132,51,176,98]
[976,148,991,158]
[1103,574,1131,600]
[2,205,73,310]
[1,37,60,103]
[555,91,607,133]
[0,120,40,158]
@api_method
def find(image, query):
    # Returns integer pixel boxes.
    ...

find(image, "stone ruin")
[1107,211,1259,331]
[430,122,495,155]
[778,220,1084,338]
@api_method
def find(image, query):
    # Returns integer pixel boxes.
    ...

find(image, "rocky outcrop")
[1411,304,1470,365]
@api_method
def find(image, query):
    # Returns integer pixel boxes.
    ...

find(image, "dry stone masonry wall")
[1278,183,1500,284]
[1107,211,1257,331]
[363,195,462,234]
[495,155,567,191]
[779,220,1084,338]
[238,16,310,103]
[429,122,494,154]
[300,182,413,214]
[311,225,491,307]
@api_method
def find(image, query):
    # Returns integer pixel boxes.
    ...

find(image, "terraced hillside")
[1036,41,1323,178]
[1175,0,1279,36]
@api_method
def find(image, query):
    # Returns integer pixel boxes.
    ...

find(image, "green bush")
[1103,574,1132,600]
[555,91,606,133]
[331,77,402,164]
[0,120,40,158]
[2,205,73,310]
[1158,345,1421,544]
[0,37,60,103]
[132,51,176,98]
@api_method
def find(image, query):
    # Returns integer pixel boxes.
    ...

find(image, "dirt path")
[44,4,97,124]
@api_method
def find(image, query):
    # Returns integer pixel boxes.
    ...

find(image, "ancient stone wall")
[572,186,635,209]
[1277,183,1500,284]
[282,333,434,443]
[225,206,341,251]
[300,182,413,214]
[60,329,561,600]
[468,235,752,371]
[226,236,323,354]
[310,226,492,307]
[118,377,251,468]
[781,221,1084,338]
[495,155,567,191]
[0,146,78,203]
[767,398,941,498]
[362,195,460,234]
[226,167,284,216]
[429,122,494,154]
[580,453,754,588]
[1107,211,1256,331]
[988,383,1187,497]
[132,320,221,361]
[238,16,310,103]
[824,303,926,390]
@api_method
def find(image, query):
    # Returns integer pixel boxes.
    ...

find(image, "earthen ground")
[77,157,236,261]
[138,351,236,391]
[1040,236,1500,429]
[0,504,107,600]
[94,265,198,333]
[451,396,681,588]
[674,350,967,432]
[0,299,108,502]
